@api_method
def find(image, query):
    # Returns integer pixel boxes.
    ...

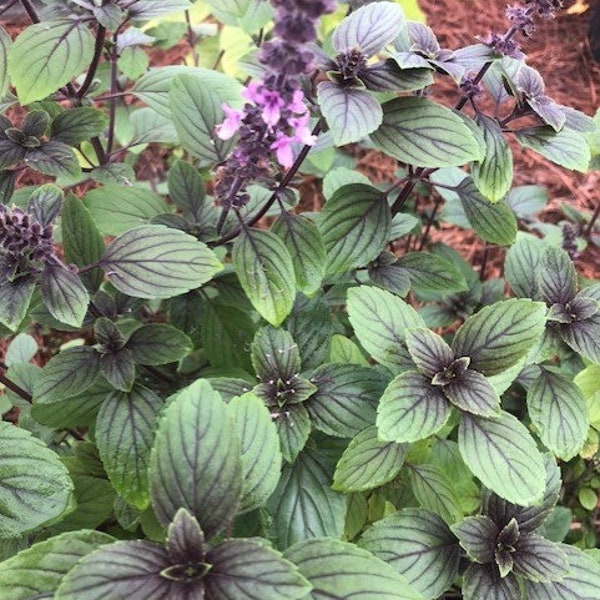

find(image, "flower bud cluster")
[214,0,335,211]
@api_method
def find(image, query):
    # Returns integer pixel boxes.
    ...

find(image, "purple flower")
[215,105,244,140]
[270,133,296,168]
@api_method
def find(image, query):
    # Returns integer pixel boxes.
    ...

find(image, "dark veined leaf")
[444,369,501,417]
[169,73,234,166]
[333,426,407,492]
[331,1,405,55]
[408,463,463,524]
[228,393,282,513]
[0,26,9,97]
[452,299,547,376]
[127,0,192,20]
[515,126,591,172]
[205,538,311,599]
[0,530,115,600]
[126,324,192,365]
[25,141,81,179]
[378,371,450,443]
[405,328,453,377]
[360,508,461,600]
[233,228,296,326]
[167,160,206,216]
[462,563,520,600]
[149,380,242,539]
[451,515,497,563]
[284,538,423,600]
[61,195,105,291]
[272,212,326,296]
[96,385,162,510]
[99,350,135,392]
[27,184,62,226]
[512,534,568,582]
[0,422,74,537]
[267,446,346,549]
[527,369,589,460]
[100,224,223,299]
[371,97,483,167]
[166,508,205,565]
[8,20,94,104]
[347,286,425,371]
[472,114,513,202]
[251,325,300,383]
[504,233,547,298]
[560,311,600,363]
[272,403,312,464]
[51,107,108,146]
[40,263,89,328]
[0,277,35,331]
[318,183,391,275]
[456,177,518,245]
[523,544,600,600]
[317,82,383,145]
[54,540,189,600]
[397,252,468,293]
[538,246,577,305]
[458,411,546,505]
[306,363,384,438]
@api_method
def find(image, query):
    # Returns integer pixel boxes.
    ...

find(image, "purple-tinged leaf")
[560,312,600,363]
[462,563,520,600]
[504,233,547,299]
[513,534,568,582]
[167,508,205,566]
[523,543,600,600]
[284,538,422,600]
[0,140,26,169]
[41,263,89,328]
[251,325,300,384]
[377,371,451,443]
[149,380,242,539]
[528,96,566,132]
[368,261,412,296]
[101,224,223,299]
[407,22,441,57]
[359,508,460,600]
[205,539,310,599]
[55,540,194,600]
[538,246,577,305]
[452,516,498,564]
[444,369,501,417]
[459,411,545,505]
[272,403,311,464]
[126,324,192,365]
[333,426,407,492]
[371,97,483,167]
[560,105,598,132]
[267,446,346,549]
[331,1,405,56]
[405,328,454,377]
[317,82,383,146]
[360,60,433,92]
[527,369,589,460]
[25,141,81,178]
[51,107,108,146]
[516,65,545,99]
[100,349,135,392]
[0,276,35,330]
[452,298,547,376]
[26,184,62,226]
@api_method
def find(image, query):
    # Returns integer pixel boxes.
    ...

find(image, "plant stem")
[0,371,33,403]
[479,243,490,281]
[77,25,107,100]
[417,197,442,251]
[585,201,600,239]
[184,10,199,67]
[106,32,120,157]
[19,0,39,22]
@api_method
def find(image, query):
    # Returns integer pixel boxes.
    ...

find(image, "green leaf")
[169,73,234,166]
[347,286,425,371]
[99,349,135,392]
[128,0,192,20]
[360,508,461,600]
[317,82,383,145]
[396,252,468,292]
[267,446,346,549]
[149,380,242,539]
[456,177,518,245]
[126,324,192,365]
[40,263,89,328]
[371,97,483,167]
[229,393,282,512]
[272,212,326,296]
[333,426,407,492]
[273,403,312,464]
[527,369,589,460]
[8,20,94,104]
[0,422,74,537]
[0,530,115,600]
[118,46,148,80]
[378,371,450,442]
[329,335,369,366]
[462,563,520,600]
[167,160,206,216]
[0,26,10,97]
[318,183,391,275]
[307,363,383,438]
[523,544,600,600]
[61,195,105,291]
[472,115,513,202]
[33,346,101,405]
[25,141,81,178]
[458,411,545,505]
[205,538,311,599]
[284,538,423,600]
[233,228,296,326]
[5,333,37,367]
[84,185,167,236]
[55,540,189,600]
[452,299,547,376]
[51,107,108,146]
[322,167,372,200]
[100,224,222,299]
[516,126,591,172]
[512,534,568,582]
[409,463,463,524]
[504,233,547,298]
[0,277,35,331]
[539,246,577,305]
[96,385,162,510]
